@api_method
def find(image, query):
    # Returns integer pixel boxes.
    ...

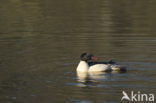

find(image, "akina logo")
[121,91,154,102]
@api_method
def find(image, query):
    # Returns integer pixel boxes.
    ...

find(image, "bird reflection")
[76,71,126,87]
[76,72,93,87]
[76,72,110,87]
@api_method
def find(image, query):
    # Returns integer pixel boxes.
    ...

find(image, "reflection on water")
[76,71,130,88]
[77,72,112,83]
[76,72,113,88]
[0,0,156,103]
[77,72,88,83]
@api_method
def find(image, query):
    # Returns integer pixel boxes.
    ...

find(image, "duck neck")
[77,60,89,72]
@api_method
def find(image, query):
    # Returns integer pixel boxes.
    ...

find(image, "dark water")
[0,0,156,103]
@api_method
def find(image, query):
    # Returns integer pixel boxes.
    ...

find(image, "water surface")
[0,0,156,103]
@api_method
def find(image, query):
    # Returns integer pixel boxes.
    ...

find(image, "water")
[0,0,156,103]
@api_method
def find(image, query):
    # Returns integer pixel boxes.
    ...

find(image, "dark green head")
[80,53,97,62]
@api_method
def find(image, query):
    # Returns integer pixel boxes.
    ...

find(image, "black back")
[88,59,116,66]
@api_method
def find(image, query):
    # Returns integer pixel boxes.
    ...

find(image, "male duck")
[77,53,126,73]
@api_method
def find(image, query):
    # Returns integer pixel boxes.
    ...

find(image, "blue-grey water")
[0,0,156,103]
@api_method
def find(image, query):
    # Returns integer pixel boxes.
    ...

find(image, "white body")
[76,61,89,72]
[77,61,111,73]
[111,65,122,71]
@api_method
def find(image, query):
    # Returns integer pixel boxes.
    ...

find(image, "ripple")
[70,99,92,103]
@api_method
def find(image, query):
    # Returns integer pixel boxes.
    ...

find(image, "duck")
[76,53,126,73]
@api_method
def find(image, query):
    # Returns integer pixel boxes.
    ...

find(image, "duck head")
[80,53,97,62]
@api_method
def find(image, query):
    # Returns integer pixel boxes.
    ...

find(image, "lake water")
[0,0,156,103]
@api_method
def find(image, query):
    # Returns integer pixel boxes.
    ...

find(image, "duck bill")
[91,56,97,60]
